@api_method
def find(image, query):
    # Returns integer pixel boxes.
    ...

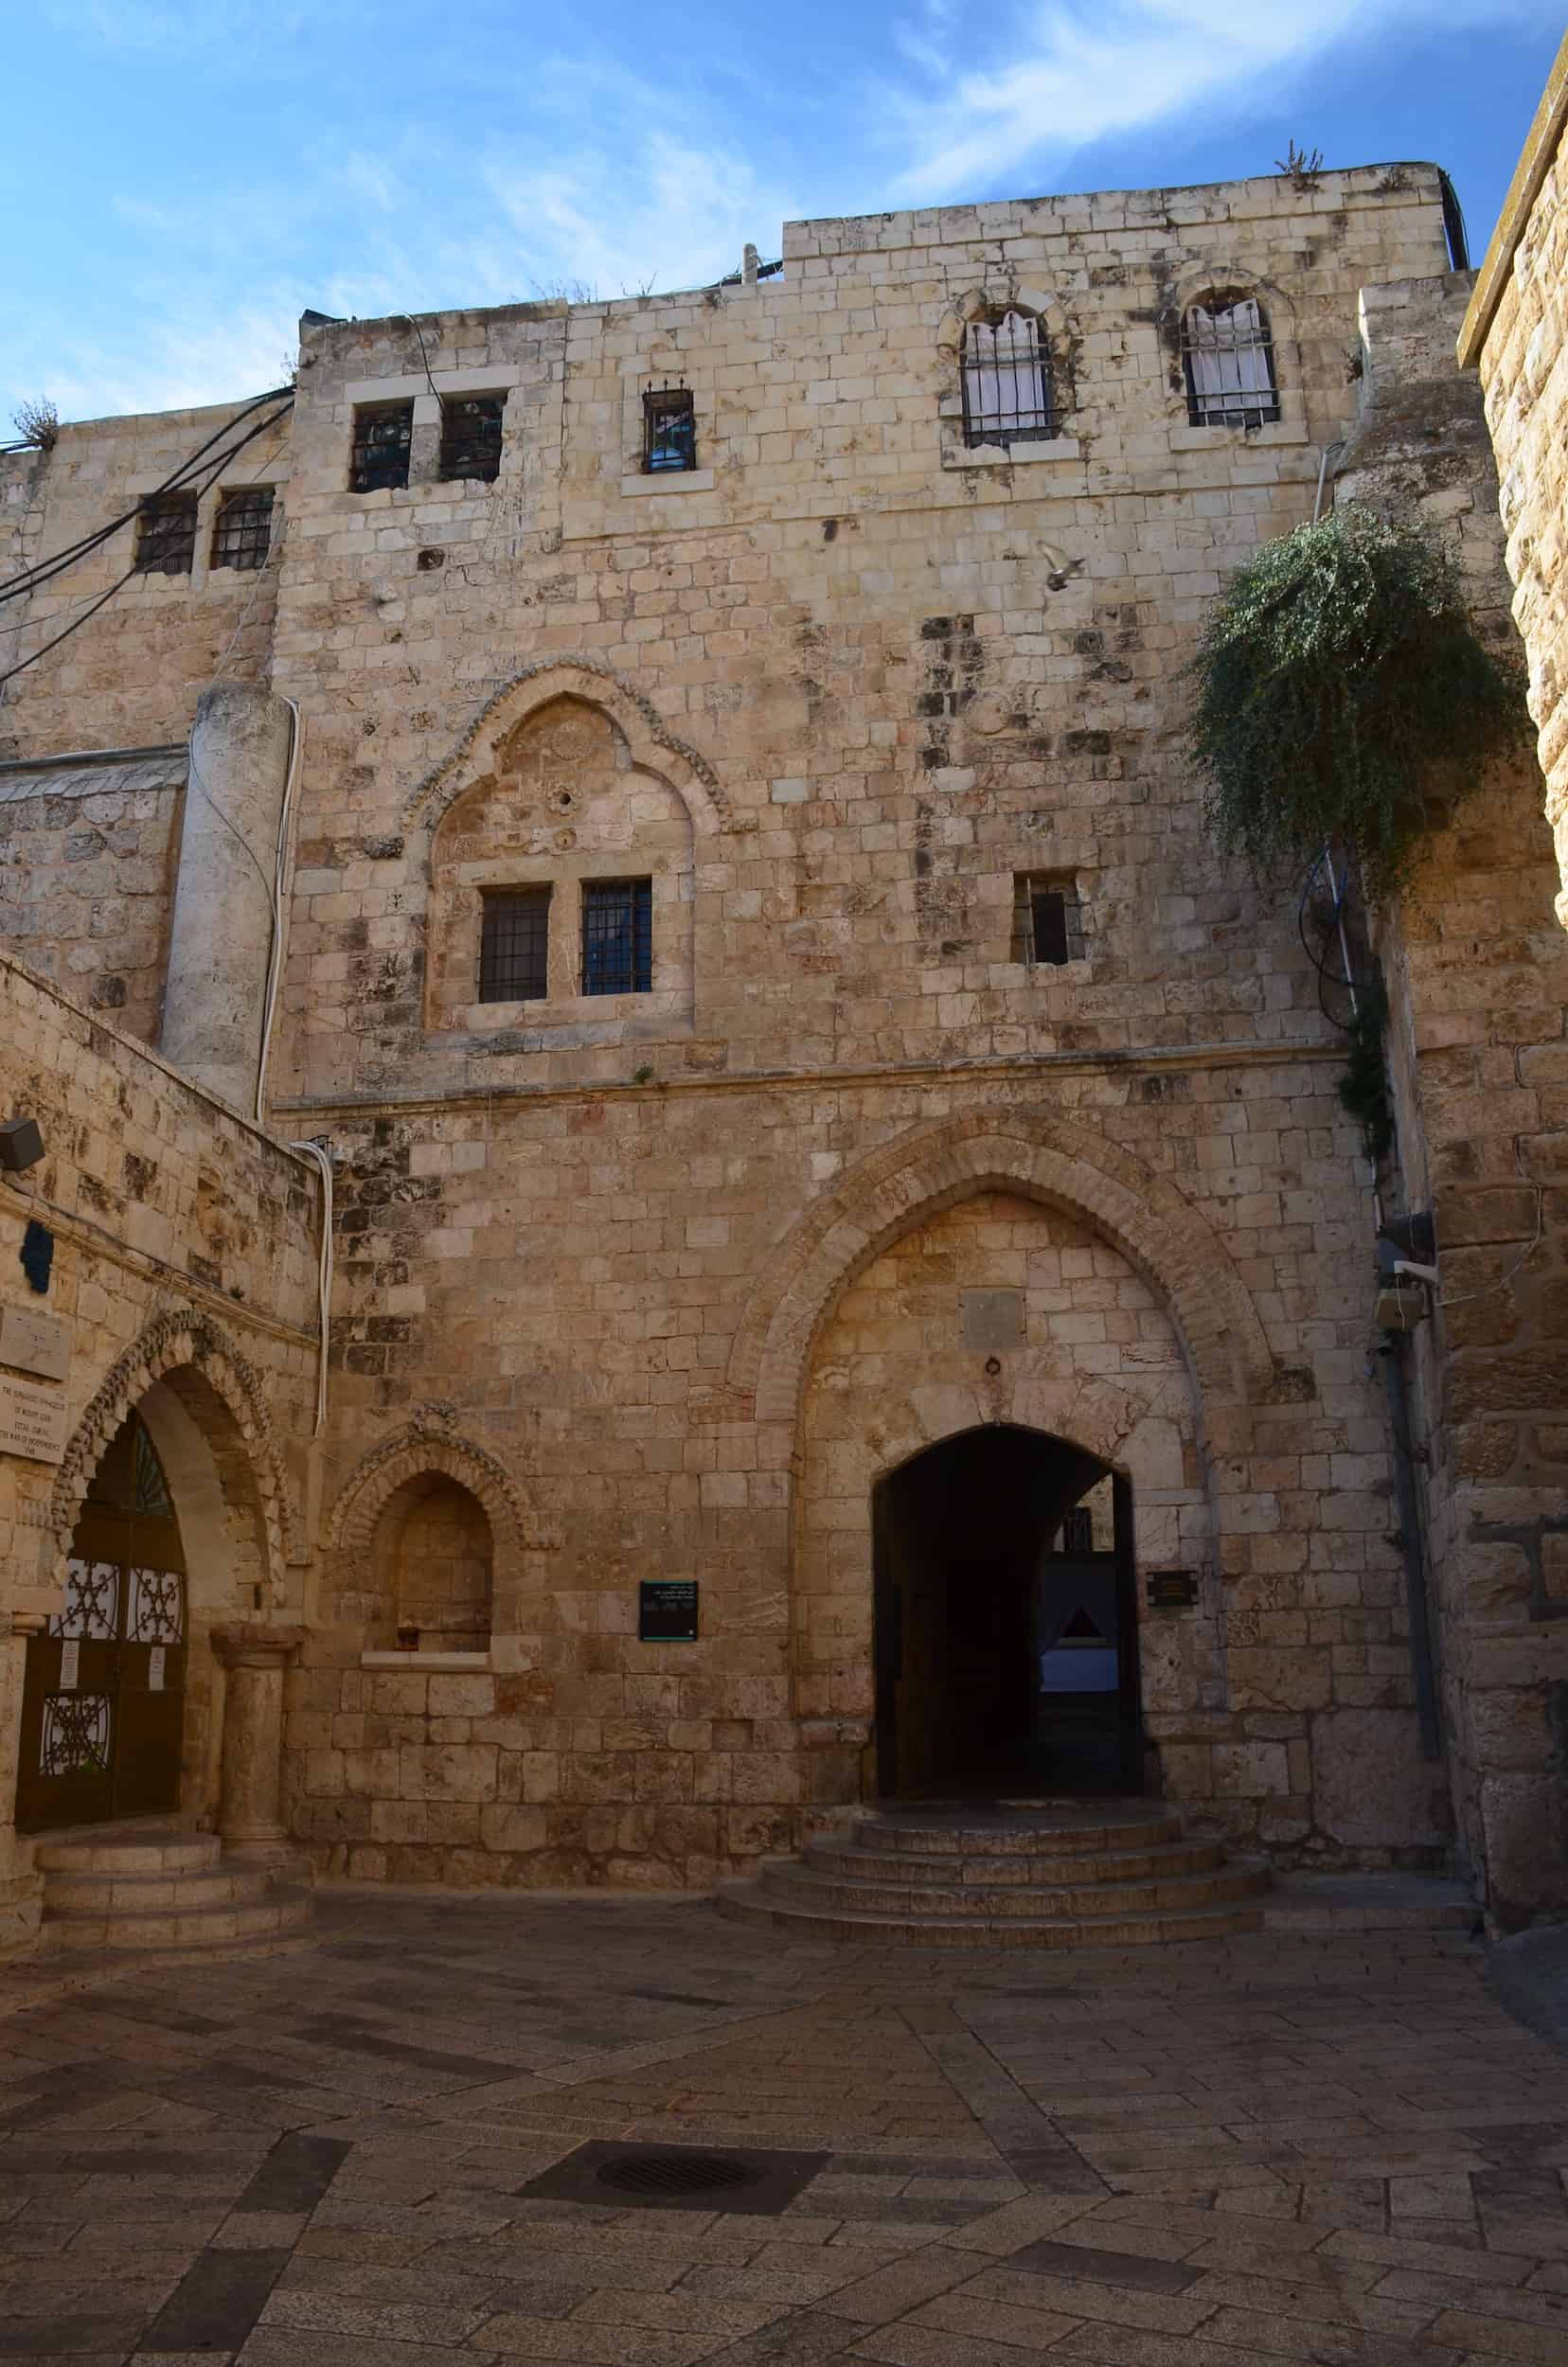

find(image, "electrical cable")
[0,385,294,609]
[255,697,302,1125]
[287,1136,334,1436]
[404,315,441,401]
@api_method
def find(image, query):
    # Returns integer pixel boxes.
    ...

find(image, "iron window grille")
[1182,294,1279,429]
[1012,874,1083,968]
[350,401,414,492]
[479,887,550,1003]
[643,385,696,473]
[440,395,506,484]
[210,487,276,571]
[134,492,198,575]
[582,878,652,995]
[1060,1506,1095,1554]
[961,312,1054,448]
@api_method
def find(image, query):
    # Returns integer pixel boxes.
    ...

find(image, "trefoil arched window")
[1182,294,1279,429]
[961,311,1054,448]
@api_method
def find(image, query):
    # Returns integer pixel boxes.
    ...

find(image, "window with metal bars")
[1060,1505,1095,1554]
[439,395,506,484]
[350,401,414,492]
[582,878,652,995]
[1011,874,1083,968]
[479,888,550,1003]
[961,312,1054,448]
[210,486,276,570]
[1182,294,1279,429]
[134,491,198,575]
[643,385,696,473]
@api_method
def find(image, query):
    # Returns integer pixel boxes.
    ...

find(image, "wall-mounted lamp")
[0,1117,44,1173]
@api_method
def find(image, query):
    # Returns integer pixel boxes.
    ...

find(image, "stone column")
[0,1618,45,1958]
[212,1623,304,1864]
[162,682,294,1111]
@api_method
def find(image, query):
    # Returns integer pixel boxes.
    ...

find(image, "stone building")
[3,151,1566,1951]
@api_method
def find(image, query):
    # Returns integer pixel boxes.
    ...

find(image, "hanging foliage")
[1336,972,1395,1165]
[1185,504,1529,899]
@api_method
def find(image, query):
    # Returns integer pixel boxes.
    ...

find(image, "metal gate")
[16,1414,187,1833]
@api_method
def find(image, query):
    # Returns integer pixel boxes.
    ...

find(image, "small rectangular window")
[582,878,652,995]
[643,385,696,473]
[134,491,198,575]
[439,395,505,484]
[350,401,414,493]
[1012,873,1082,967]
[1060,1506,1095,1554]
[479,888,550,1003]
[210,487,276,570]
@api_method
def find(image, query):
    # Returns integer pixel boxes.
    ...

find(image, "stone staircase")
[34,1827,311,1958]
[717,1800,1270,1948]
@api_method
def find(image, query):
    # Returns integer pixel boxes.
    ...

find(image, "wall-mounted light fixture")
[0,1116,44,1173]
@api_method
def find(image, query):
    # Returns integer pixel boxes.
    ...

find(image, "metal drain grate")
[518,2137,829,2216]
[595,2149,756,2198]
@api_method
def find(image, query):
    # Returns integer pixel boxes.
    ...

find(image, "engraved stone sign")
[0,1371,69,1464]
[0,1305,70,1382]
[960,1288,1025,1354]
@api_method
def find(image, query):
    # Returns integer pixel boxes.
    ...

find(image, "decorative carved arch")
[402,659,743,837]
[728,1112,1281,1430]
[48,1305,298,1588]
[327,1401,558,1560]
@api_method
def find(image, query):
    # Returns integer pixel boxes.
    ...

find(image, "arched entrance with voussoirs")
[873,1424,1141,1799]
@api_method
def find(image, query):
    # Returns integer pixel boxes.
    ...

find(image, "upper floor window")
[440,395,505,484]
[210,486,275,570]
[1012,872,1083,967]
[582,878,652,995]
[134,491,197,575]
[479,887,549,1003]
[1182,294,1279,429]
[643,384,695,473]
[350,400,413,492]
[961,312,1054,448]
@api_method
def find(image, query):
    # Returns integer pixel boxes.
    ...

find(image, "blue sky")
[4,2,1563,427]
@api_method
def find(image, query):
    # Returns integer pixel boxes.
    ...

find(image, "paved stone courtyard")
[2,1892,1568,2364]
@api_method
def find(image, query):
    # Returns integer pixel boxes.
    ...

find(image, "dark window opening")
[210,487,276,571]
[134,492,198,575]
[961,312,1054,448]
[440,395,505,484]
[643,385,696,473]
[1013,874,1082,968]
[1060,1505,1095,1554]
[582,878,652,995]
[350,401,414,493]
[479,888,550,1003]
[1182,294,1280,429]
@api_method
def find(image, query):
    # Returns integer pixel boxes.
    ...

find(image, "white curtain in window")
[964,312,1050,432]
[1185,297,1275,420]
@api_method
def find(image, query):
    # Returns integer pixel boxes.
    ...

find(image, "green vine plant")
[1336,971,1395,1165]
[1185,503,1529,903]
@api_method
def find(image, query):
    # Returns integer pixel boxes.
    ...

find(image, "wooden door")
[15,1416,187,1834]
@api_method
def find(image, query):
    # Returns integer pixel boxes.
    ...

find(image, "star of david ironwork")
[40,1693,112,1777]
[51,1559,119,1640]
[129,1567,185,1644]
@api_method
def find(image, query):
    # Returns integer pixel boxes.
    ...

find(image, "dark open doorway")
[872,1424,1141,1799]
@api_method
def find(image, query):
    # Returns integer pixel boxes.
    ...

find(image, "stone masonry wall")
[0,952,319,1951]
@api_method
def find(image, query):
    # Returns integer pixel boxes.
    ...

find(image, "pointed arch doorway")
[16,1412,188,1832]
[872,1424,1141,1799]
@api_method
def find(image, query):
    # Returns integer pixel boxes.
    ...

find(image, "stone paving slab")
[0,1891,1564,2362]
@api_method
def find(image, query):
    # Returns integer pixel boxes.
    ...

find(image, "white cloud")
[882,0,1565,196]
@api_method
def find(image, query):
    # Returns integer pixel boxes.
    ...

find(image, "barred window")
[643,385,695,473]
[134,491,197,575]
[350,400,414,492]
[440,395,505,484]
[961,312,1054,448]
[1182,294,1279,429]
[479,888,550,1002]
[210,487,276,571]
[1012,873,1083,968]
[582,878,652,995]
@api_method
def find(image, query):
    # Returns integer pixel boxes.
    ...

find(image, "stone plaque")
[960,1288,1025,1354]
[640,1579,699,1642]
[0,1305,70,1382]
[0,1371,68,1464]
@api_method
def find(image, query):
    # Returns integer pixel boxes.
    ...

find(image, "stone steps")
[716,1800,1271,1949]
[35,1826,312,1958]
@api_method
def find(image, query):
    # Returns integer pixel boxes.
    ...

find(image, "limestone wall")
[0,952,319,1951]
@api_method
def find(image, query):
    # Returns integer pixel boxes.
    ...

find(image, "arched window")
[1182,293,1279,429]
[961,311,1054,448]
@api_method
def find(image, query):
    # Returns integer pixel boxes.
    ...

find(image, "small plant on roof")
[11,397,59,452]
[1185,503,1529,902]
